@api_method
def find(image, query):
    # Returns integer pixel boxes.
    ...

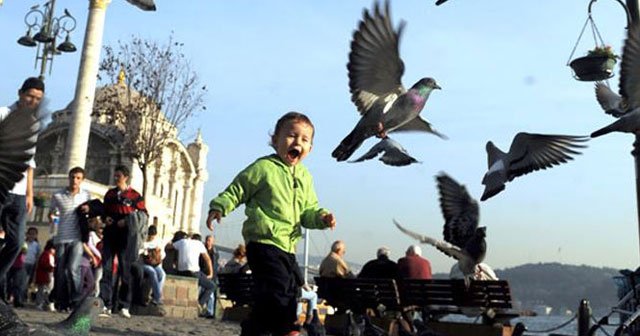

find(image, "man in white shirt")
[0,77,44,282]
[170,231,216,317]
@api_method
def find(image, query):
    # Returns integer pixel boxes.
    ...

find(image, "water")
[441,314,619,335]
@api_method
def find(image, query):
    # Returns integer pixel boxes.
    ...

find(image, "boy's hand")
[321,213,336,230]
[206,210,222,230]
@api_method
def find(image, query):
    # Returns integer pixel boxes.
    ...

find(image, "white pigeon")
[591,24,640,137]
[348,137,420,166]
[481,133,588,201]
[394,173,486,287]
[125,0,156,11]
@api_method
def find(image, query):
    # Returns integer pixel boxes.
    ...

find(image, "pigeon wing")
[392,116,448,139]
[378,138,420,166]
[436,173,479,248]
[506,133,588,181]
[348,1,406,115]
[595,83,625,117]
[620,24,640,108]
[0,108,40,205]
[125,0,156,11]
[393,219,465,260]
[348,138,387,163]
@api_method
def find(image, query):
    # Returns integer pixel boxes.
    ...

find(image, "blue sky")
[0,0,636,273]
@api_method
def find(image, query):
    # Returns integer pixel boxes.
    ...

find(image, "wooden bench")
[315,277,401,314]
[217,273,253,321]
[399,279,518,323]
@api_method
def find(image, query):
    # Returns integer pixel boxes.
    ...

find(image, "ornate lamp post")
[16,0,77,80]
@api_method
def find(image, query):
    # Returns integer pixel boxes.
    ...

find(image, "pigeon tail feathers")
[332,128,367,161]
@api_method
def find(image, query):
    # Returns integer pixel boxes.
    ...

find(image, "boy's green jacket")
[210,154,330,254]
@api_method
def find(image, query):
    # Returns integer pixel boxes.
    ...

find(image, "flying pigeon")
[435,0,450,5]
[393,173,486,287]
[591,25,640,137]
[332,1,446,162]
[0,295,103,335]
[481,133,588,201]
[0,106,41,205]
[348,137,420,166]
[125,0,156,11]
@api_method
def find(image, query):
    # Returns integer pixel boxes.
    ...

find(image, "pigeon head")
[475,227,487,237]
[412,77,441,91]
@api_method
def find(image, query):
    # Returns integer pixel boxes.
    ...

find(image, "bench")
[217,272,253,321]
[399,279,519,323]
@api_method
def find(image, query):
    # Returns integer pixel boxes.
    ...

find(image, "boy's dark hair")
[114,165,130,177]
[191,233,202,241]
[68,166,85,177]
[20,77,45,93]
[273,111,315,138]
[148,225,157,236]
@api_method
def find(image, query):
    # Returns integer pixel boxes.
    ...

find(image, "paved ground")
[14,305,242,336]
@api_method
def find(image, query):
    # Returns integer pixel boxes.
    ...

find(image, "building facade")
[31,83,208,240]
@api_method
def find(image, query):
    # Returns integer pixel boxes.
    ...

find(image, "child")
[207,111,336,336]
[24,227,40,294]
[34,239,56,311]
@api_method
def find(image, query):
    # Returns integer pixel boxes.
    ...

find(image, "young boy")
[207,111,336,336]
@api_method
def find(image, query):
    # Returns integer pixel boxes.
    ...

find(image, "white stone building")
[30,83,208,241]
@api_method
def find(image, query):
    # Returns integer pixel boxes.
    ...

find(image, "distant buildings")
[29,82,208,241]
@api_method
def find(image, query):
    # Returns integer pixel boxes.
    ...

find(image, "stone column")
[63,0,111,171]
[180,179,191,232]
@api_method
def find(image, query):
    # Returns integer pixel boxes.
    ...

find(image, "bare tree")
[96,34,207,196]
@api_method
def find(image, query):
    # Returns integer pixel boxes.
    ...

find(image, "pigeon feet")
[375,122,387,138]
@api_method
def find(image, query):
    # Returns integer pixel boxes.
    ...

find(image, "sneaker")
[99,307,111,317]
[120,308,131,318]
[47,303,56,312]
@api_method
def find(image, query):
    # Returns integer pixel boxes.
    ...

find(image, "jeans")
[297,287,318,317]
[196,271,216,307]
[142,264,165,303]
[54,241,83,309]
[100,235,141,310]
[0,194,27,281]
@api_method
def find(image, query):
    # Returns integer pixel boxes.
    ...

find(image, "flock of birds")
[331,1,640,285]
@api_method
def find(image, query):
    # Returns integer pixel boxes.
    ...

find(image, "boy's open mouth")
[287,148,301,160]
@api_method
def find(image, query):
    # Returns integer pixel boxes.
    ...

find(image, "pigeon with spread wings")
[481,133,588,201]
[332,1,446,162]
[394,173,486,287]
[0,107,40,205]
[591,25,640,137]
[349,137,420,166]
[125,0,156,11]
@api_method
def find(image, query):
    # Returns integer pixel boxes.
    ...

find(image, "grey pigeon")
[332,1,446,162]
[125,0,156,11]
[481,133,588,201]
[0,296,103,336]
[595,83,627,118]
[0,106,40,205]
[591,24,640,137]
[394,172,486,287]
[435,0,450,5]
[348,137,420,166]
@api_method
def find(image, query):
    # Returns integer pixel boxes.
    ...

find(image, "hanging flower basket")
[569,45,618,81]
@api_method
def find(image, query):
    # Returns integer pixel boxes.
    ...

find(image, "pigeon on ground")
[125,0,156,11]
[591,24,640,137]
[0,106,41,205]
[332,1,446,162]
[0,296,103,336]
[480,133,588,201]
[394,173,487,287]
[348,137,420,166]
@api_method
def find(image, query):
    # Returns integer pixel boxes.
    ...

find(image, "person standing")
[0,77,44,282]
[99,165,147,318]
[50,167,91,310]
[207,112,336,336]
[203,235,219,275]
[397,245,432,280]
[319,240,354,278]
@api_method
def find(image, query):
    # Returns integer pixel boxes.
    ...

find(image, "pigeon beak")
[434,84,442,90]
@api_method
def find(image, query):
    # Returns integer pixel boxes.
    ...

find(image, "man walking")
[0,77,44,281]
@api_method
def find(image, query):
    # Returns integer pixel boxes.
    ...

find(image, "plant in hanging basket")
[570,45,618,82]
[33,191,50,208]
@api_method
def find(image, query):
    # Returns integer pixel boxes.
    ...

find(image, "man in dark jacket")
[358,246,398,279]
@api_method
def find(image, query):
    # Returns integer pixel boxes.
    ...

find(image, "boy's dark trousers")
[242,242,302,336]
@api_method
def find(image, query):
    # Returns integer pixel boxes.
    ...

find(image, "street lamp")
[16,0,77,80]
